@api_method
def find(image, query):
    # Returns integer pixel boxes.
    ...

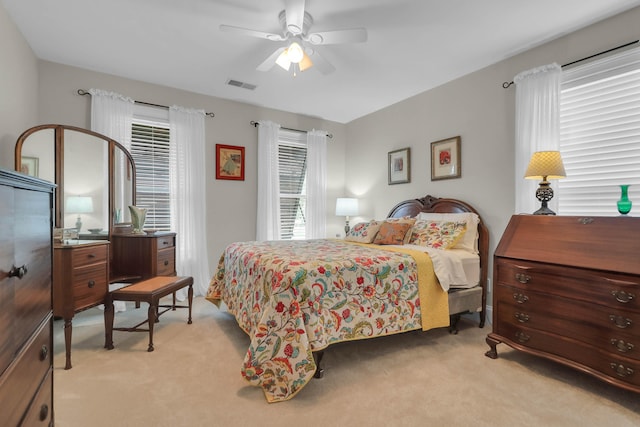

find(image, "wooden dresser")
[486,214,640,393]
[0,170,55,426]
[53,240,110,370]
[111,232,176,280]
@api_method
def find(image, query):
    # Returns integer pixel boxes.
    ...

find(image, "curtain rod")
[250,120,333,139]
[501,39,639,89]
[77,89,215,117]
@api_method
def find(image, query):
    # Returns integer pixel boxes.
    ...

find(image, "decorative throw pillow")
[345,220,383,243]
[372,221,413,245]
[384,216,417,244]
[416,212,479,253]
[408,219,467,249]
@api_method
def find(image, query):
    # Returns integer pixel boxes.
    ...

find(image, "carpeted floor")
[52,296,640,427]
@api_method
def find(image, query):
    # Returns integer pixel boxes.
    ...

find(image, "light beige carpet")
[53,296,640,427]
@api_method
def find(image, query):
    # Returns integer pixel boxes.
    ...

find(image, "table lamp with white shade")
[65,196,94,232]
[335,197,359,235]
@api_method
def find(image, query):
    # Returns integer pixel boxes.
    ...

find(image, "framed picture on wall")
[216,144,245,181]
[21,156,39,177]
[388,147,410,185]
[431,136,461,180]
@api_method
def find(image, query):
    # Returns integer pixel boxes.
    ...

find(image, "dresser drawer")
[157,235,175,249]
[71,244,108,267]
[20,368,53,427]
[496,259,640,313]
[495,284,640,360]
[0,316,52,427]
[72,264,108,310]
[498,322,640,389]
[157,247,175,276]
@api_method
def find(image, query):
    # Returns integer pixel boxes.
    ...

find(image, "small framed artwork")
[431,136,461,181]
[216,144,245,181]
[388,147,411,185]
[21,156,39,177]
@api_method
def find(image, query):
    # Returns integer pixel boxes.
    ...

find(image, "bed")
[206,195,488,402]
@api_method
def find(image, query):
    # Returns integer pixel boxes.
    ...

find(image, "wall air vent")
[226,79,257,91]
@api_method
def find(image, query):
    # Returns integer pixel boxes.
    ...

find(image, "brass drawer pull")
[611,339,634,353]
[88,280,96,288]
[8,264,28,279]
[88,253,96,258]
[513,293,529,304]
[578,217,594,224]
[164,260,169,266]
[40,345,49,361]
[39,404,49,422]
[515,273,531,284]
[515,331,530,343]
[610,363,634,378]
[611,290,635,304]
[609,315,632,329]
[515,312,530,323]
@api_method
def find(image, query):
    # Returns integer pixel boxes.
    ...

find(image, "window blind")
[130,121,171,230]
[558,46,640,216]
[278,129,307,240]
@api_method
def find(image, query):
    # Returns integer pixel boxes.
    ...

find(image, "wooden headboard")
[387,195,489,327]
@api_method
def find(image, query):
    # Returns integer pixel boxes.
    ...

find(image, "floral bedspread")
[206,239,449,402]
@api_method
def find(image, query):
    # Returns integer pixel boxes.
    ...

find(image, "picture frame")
[216,144,245,181]
[431,136,461,181]
[21,156,39,177]
[388,147,410,185]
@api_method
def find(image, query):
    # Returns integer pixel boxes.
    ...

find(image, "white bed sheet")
[396,245,480,291]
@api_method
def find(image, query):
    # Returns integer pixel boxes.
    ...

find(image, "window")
[278,129,307,239]
[129,120,171,230]
[558,47,640,215]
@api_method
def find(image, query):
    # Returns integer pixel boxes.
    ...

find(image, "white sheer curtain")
[88,88,134,221]
[305,129,327,238]
[256,120,281,241]
[169,106,210,297]
[514,63,562,214]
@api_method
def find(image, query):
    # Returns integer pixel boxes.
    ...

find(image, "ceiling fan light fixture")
[275,50,292,70]
[299,51,313,71]
[287,41,304,63]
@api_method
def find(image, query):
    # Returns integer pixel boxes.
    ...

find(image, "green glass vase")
[617,185,632,215]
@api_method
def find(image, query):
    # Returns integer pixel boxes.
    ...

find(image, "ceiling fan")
[220,0,367,75]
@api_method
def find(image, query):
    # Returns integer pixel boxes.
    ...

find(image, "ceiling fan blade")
[220,24,285,41]
[257,47,287,71]
[306,28,367,45]
[284,0,306,35]
[308,49,335,75]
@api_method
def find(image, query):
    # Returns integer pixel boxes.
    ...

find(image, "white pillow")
[415,212,480,253]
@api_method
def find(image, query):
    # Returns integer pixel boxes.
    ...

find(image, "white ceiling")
[4,0,640,124]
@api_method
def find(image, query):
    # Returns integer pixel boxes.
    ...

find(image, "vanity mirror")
[14,124,137,238]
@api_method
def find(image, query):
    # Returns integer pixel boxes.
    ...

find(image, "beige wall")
[344,6,640,299]
[0,4,38,166]
[2,2,639,294]
[34,61,347,266]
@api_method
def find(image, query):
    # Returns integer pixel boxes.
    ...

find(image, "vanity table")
[53,240,110,370]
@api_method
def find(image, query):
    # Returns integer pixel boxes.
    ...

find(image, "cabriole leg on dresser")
[485,335,500,359]
[104,294,115,350]
[63,318,72,369]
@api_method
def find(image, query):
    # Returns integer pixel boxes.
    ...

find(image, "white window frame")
[130,105,172,230]
[278,129,307,240]
[558,46,640,216]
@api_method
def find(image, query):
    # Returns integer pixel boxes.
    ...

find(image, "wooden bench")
[104,276,193,352]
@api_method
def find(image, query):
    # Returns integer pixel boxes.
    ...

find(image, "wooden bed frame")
[387,194,489,330]
[314,195,489,378]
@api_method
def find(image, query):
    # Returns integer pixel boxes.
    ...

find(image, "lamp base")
[533,203,556,215]
[533,181,556,215]
[344,220,350,235]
